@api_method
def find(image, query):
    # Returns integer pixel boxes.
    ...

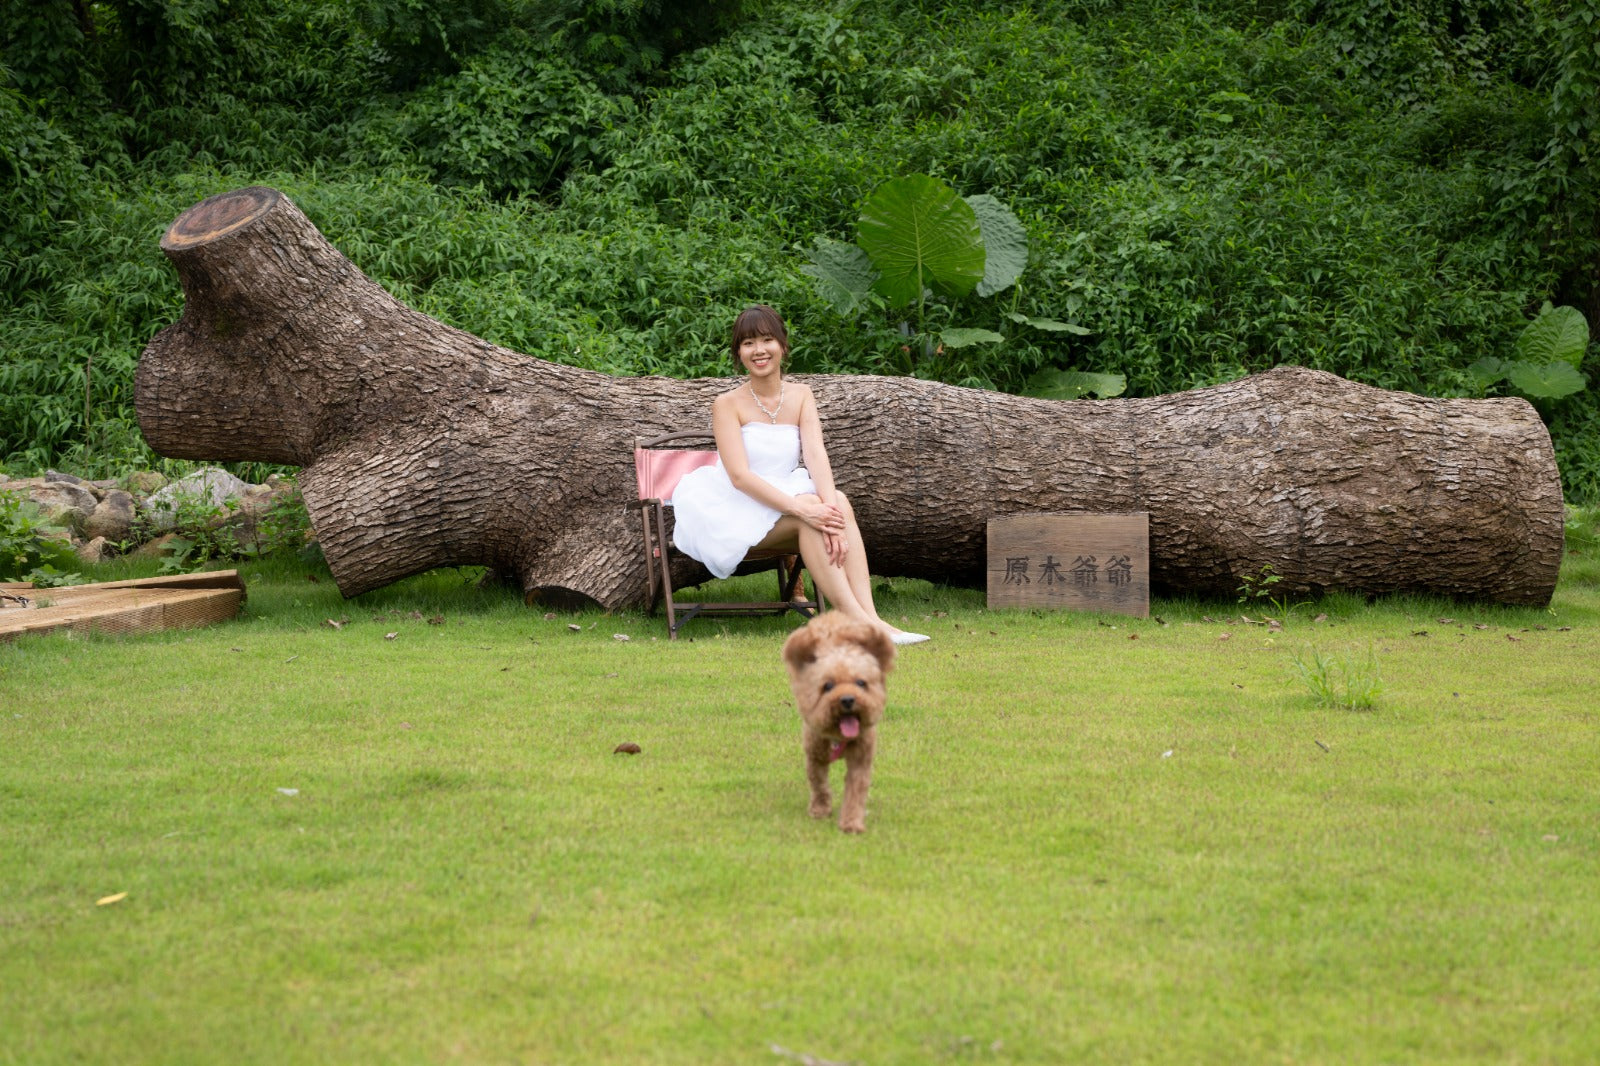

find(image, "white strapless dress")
[668,423,816,578]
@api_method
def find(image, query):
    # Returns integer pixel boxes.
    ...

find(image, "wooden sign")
[986,513,1149,617]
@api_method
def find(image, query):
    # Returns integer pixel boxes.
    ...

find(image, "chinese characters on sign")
[986,513,1149,617]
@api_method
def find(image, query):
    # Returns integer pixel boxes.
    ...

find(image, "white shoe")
[890,631,930,646]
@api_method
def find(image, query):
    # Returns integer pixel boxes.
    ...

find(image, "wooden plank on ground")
[85,570,246,595]
[0,587,243,641]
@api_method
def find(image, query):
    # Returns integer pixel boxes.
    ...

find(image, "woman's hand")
[797,499,845,536]
[823,530,849,568]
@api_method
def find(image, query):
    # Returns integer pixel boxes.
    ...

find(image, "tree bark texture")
[136,187,1565,607]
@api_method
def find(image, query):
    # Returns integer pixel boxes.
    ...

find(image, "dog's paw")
[809,797,833,819]
[839,819,866,834]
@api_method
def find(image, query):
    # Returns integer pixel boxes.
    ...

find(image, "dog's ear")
[847,620,896,674]
[782,621,821,670]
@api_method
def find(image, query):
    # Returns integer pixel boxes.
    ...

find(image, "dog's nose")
[839,694,856,710]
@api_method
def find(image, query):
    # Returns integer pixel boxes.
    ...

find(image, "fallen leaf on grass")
[543,612,557,621]
[770,1044,850,1066]
[409,610,423,620]
[399,722,412,730]
[427,615,445,625]
[1161,749,1174,758]
[1474,623,1490,630]
[1543,834,1560,842]
[384,632,398,640]
[1217,633,1231,641]
[1437,617,1456,625]
[1506,634,1521,642]
[1412,630,1429,637]
[96,892,128,906]
[1127,633,1138,640]
[323,618,348,630]
[284,655,298,663]
[614,742,642,755]
[276,788,299,796]
[613,633,631,642]
[305,574,319,583]
[1315,740,1331,752]
[567,624,582,633]
[1313,613,1328,623]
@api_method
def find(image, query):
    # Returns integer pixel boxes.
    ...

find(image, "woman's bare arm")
[795,384,838,505]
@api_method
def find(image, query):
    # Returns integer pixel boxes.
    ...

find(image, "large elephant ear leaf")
[800,238,878,316]
[1507,360,1588,400]
[1515,303,1590,369]
[966,194,1028,297]
[1022,368,1127,400]
[857,174,985,308]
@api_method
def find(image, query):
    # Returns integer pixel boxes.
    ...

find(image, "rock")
[0,476,46,495]
[44,469,90,487]
[144,467,251,530]
[131,532,185,559]
[125,470,167,494]
[28,482,99,533]
[84,490,136,543]
[78,536,110,564]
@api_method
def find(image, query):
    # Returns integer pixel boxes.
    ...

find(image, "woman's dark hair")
[730,304,789,363]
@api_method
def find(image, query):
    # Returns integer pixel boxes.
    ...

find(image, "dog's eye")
[822,680,835,693]
[855,679,868,689]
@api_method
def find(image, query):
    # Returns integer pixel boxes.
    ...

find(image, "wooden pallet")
[0,570,246,642]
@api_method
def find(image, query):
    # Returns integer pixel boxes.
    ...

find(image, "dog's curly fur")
[781,613,896,833]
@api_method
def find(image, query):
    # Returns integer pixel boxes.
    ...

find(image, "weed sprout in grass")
[1237,562,1311,625]
[1291,644,1382,711]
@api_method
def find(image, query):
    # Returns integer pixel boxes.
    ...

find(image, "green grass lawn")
[3,549,1598,1064]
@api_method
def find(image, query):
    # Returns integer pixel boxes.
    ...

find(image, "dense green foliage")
[3,0,1598,498]
[0,488,80,582]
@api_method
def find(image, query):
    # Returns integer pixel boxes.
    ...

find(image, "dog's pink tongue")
[839,715,860,739]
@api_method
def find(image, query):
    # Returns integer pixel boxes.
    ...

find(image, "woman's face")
[737,333,786,378]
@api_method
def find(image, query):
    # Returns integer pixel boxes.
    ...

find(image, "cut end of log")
[161,187,282,251]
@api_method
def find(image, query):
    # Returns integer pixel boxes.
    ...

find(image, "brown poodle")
[781,613,896,833]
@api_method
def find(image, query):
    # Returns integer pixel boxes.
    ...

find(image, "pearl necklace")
[748,379,785,424]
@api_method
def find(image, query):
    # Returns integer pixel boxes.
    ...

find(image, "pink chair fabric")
[634,446,719,503]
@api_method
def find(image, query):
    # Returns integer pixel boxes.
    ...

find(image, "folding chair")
[631,430,823,639]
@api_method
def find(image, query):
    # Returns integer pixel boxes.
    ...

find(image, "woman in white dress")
[670,305,929,645]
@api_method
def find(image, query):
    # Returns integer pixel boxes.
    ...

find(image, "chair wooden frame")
[631,430,823,639]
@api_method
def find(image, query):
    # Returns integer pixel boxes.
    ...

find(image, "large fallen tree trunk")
[136,187,1565,607]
